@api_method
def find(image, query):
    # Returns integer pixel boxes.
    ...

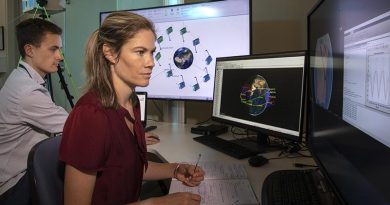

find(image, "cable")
[195,116,212,125]
[60,51,80,99]
[293,163,318,168]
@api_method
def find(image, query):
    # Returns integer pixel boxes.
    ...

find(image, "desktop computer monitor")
[212,51,307,147]
[100,0,251,101]
[136,92,147,127]
[308,0,390,204]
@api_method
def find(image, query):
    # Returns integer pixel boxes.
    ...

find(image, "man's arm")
[20,88,68,133]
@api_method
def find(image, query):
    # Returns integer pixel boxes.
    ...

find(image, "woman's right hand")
[147,192,201,205]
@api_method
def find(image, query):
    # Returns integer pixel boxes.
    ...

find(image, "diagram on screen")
[151,24,213,93]
[240,75,276,116]
[366,47,390,114]
[314,33,333,110]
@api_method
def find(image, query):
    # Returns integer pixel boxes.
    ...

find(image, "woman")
[59,12,204,205]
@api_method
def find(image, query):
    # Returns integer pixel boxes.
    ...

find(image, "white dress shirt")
[0,60,68,194]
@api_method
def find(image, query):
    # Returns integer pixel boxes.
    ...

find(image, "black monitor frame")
[211,51,307,145]
[307,0,390,204]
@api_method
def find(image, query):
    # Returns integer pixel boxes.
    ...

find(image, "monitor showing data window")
[308,0,390,204]
[100,0,251,101]
[212,51,307,142]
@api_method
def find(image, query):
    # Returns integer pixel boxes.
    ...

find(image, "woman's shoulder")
[75,91,101,106]
[70,92,108,118]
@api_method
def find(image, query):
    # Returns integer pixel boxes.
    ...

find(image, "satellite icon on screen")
[166,64,173,77]
[166,26,173,41]
[157,36,163,50]
[192,77,200,91]
[155,52,162,66]
[203,67,210,82]
[205,50,213,65]
[180,27,187,42]
[193,38,200,53]
[178,75,186,89]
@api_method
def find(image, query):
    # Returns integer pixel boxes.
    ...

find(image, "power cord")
[293,163,318,168]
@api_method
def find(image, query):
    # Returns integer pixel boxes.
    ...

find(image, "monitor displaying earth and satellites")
[100,0,251,101]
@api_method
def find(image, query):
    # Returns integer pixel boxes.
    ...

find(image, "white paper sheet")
[169,179,258,205]
[169,162,258,205]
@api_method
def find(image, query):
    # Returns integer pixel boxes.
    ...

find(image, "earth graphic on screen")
[240,75,274,116]
[173,47,194,70]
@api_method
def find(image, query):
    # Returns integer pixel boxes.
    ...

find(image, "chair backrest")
[140,149,171,199]
[27,135,64,205]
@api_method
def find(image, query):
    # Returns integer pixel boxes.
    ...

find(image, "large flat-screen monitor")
[212,51,307,144]
[100,0,251,101]
[308,0,390,204]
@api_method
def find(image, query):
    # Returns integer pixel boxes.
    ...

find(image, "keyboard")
[193,135,259,159]
[262,169,321,205]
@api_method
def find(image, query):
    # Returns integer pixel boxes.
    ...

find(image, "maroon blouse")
[59,92,147,205]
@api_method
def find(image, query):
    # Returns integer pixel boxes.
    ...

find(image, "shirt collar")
[18,60,46,86]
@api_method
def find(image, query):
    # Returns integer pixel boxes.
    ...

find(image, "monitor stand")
[163,101,186,123]
[230,132,284,154]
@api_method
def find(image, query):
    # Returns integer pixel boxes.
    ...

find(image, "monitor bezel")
[306,0,345,203]
[307,0,390,204]
[211,50,307,142]
[99,0,252,101]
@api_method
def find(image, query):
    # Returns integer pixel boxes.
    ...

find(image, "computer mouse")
[248,155,269,167]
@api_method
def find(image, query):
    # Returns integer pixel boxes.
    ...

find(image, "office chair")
[27,135,64,205]
[27,136,170,203]
[140,149,171,199]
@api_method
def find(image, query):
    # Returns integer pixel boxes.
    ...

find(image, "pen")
[149,135,160,141]
[194,153,202,172]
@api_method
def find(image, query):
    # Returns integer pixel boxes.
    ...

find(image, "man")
[0,18,68,205]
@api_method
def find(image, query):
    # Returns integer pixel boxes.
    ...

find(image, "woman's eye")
[137,50,145,55]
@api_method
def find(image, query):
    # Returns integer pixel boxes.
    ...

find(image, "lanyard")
[19,64,46,87]
[19,64,32,79]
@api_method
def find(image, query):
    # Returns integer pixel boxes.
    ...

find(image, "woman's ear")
[102,44,116,64]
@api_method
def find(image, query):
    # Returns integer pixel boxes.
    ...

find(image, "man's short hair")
[16,18,62,58]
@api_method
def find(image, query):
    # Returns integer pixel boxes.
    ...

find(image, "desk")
[147,121,315,201]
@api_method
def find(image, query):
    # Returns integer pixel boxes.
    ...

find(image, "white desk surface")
[147,121,315,201]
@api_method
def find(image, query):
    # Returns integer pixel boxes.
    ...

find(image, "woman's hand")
[175,164,205,187]
[145,132,160,145]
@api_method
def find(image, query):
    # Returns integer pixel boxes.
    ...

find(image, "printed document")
[169,162,258,205]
